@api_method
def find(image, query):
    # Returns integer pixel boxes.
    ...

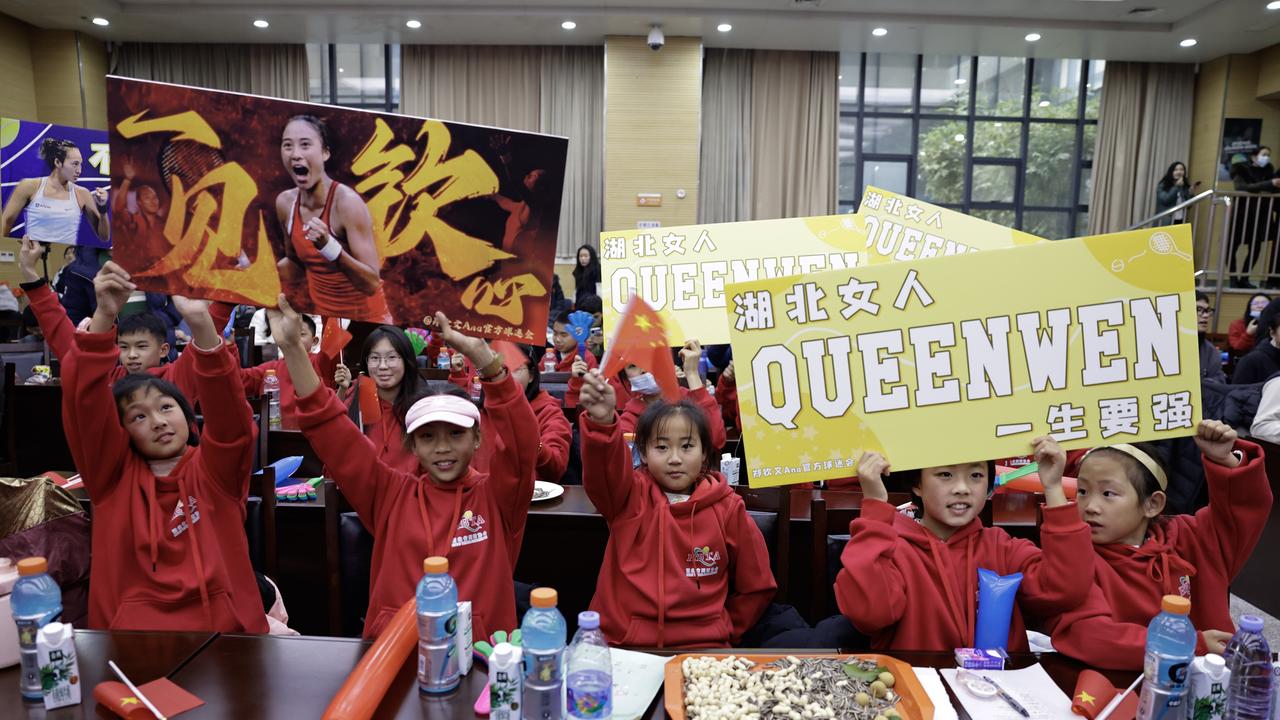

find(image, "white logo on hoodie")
[169,495,200,538]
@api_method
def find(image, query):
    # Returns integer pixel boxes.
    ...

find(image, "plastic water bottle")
[522,587,567,720]
[470,375,482,402]
[264,369,281,429]
[623,433,642,469]
[0,559,19,670]
[415,556,459,694]
[12,557,61,702]
[437,348,450,371]
[567,611,612,719]
[1224,614,1273,719]
[1138,595,1197,720]
[544,349,558,373]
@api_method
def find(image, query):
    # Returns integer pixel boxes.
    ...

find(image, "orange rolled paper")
[322,598,417,720]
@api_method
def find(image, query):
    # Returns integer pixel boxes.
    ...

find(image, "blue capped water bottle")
[522,587,567,720]
[1137,595,1197,720]
[13,557,61,702]
[415,556,459,694]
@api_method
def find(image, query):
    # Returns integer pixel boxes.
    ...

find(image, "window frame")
[840,53,1099,238]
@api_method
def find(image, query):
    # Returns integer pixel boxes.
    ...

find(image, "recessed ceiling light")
[1180,37,1197,47]
[1038,100,1051,107]
[91,17,109,26]
[1269,1,1280,10]
[338,68,345,73]
[561,20,576,30]
[406,19,422,29]
[253,19,269,29]
[838,75,843,80]
[1025,32,1042,42]
[953,78,967,85]
[717,23,732,32]
[871,27,888,37]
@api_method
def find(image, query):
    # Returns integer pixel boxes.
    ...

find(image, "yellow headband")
[1084,443,1168,491]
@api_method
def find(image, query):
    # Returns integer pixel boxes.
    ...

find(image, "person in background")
[472,344,572,487]
[1196,292,1226,383]
[1231,305,1280,384]
[552,308,596,407]
[1154,161,1196,226]
[334,326,425,473]
[239,314,335,420]
[573,243,602,307]
[0,282,20,341]
[1228,293,1272,355]
[1228,146,1280,288]
[605,340,727,452]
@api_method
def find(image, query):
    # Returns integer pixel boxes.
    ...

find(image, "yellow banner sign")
[600,186,1043,345]
[726,226,1201,488]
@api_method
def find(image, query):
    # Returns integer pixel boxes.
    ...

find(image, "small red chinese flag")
[600,295,681,403]
[357,375,382,424]
[320,317,353,360]
[1071,670,1137,720]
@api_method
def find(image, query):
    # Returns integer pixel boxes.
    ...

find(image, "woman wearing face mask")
[609,340,726,452]
[1228,293,1272,354]
[1154,162,1196,226]
[1228,146,1280,288]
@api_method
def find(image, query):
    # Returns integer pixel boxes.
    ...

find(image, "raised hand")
[856,451,891,502]
[91,262,135,323]
[1195,420,1240,467]
[18,239,43,283]
[431,312,493,370]
[579,369,617,424]
[334,364,352,390]
[1031,435,1068,507]
[571,355,588,378]
[266,294,306,352]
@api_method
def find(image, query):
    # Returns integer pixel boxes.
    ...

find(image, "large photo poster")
[727,226,1201,488]
[107,77,569,337]
[1,118,111,248]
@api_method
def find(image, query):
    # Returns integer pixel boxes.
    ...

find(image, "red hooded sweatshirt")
[1046,441,1272,669]
[619,386,727,452]
[580,413,775,648]
[556,348,596,408]
[293,373,538,640]
[835,498,1092,652]
[23,278,200,401]
[473,390,571,485]
[341,388,421,476]
[62,330,267,633]
[714,373,740,431]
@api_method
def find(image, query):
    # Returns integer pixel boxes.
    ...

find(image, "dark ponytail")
[39,139,77,170]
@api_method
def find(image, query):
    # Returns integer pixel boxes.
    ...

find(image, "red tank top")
[289,182,391,321]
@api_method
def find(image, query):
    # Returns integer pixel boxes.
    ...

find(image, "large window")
[838,53,1102,239]
[308,44,401,112]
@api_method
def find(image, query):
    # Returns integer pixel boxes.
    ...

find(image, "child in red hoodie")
[553,309,596,407]
[333,325,425,474]
[1046,420,1272,669]
[472,344,572,485]
[835,437,1091,651]
[272,299,538,640]
[63,262,266,633]
[238,313,335,419]
[577,370,775,648]
[605,339,726,452]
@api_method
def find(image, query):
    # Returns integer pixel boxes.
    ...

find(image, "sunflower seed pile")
[681,655,904,720]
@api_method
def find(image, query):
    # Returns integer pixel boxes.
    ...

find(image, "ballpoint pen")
[982,673,1031,718]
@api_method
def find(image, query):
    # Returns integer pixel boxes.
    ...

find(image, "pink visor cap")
[404,395,481,434]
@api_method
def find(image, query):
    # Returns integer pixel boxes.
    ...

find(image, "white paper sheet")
[941,664,1077,720]
[913,667,959,720]
[610,648,669,720]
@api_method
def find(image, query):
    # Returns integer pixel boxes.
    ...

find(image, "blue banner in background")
[1,117,111,249]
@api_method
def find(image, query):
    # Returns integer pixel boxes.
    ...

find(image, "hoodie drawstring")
[175,476,213,629]
[657,509,666,649]
[928,534,975,646]
[417,480,466,560]
[145,477,159,572]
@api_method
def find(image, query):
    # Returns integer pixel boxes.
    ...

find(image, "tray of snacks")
[665,653,934,720]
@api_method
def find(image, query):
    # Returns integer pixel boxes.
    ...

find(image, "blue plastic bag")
[975,568,1023,651]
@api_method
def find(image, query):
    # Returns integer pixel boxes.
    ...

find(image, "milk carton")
[35,622,80,709]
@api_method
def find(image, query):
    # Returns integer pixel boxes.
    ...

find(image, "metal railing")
[1127,188,1280,316]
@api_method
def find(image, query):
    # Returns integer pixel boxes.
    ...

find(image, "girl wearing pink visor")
[267,296,539,641]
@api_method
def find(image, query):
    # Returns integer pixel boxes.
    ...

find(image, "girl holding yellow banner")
[833,437,1093,652]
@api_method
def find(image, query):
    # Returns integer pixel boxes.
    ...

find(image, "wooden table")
[0,630,1129,720]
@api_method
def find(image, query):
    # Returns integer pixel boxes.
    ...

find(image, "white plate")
[532,481,565,503]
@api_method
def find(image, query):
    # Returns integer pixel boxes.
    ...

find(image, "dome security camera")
[647,25,665,51]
